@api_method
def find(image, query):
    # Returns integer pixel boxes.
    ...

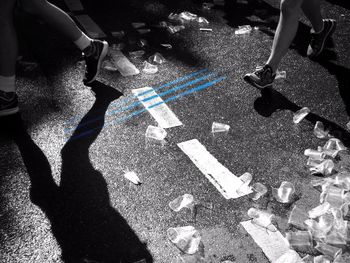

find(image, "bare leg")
[266,0,304,73]
[301,0,323,33]
[19,0,85,44]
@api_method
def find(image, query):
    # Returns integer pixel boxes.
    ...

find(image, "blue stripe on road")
[65,72,216,133]
[64,69,208,126]
[68,76,225,141]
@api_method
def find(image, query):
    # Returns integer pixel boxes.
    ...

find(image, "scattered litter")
[199,28,213,32]
[211,122,230,133]
[167,25,185,34]
[129,50,145,59]
[251,182,267,200]
[309,159,334,176]
[138,39,148,48]
[272,181,295,203]
[239,172,253,185]
[318,146,339,158]
[288,205,309,230]
[247,208,277,231]
[196,17,209,24]
[137,28,151,34]
[124,171,141,185]
[323,138,347,152]
[304,149,326,161]
[177,139,252,199]
[178,11,198,21]
[169,194,194,212]
[132,87,183,128]
[314,121,329,139]
[109,44,140,76]
[240,220,291,262]
[167,226,201,254]
[313,255,332,263]
[315,242,342,260]
[102,60,117,71]
[235,25,252,35]
[160,43,172,49]
[142,61,158,74]
[286,231,313,252]
[148,52,166,64]
[145,125,167,140]
[111,30,125,39]
[293,107,310,124]
[237,172,253,196]
[275,70,286,80]
[308,202,331,218]
[132,22,146,29]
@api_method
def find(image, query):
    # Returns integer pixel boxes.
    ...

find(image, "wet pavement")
[1,0,350,262]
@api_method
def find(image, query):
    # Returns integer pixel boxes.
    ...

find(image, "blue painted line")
[68,76,225,141]
[65,69,208,126]
[65,72,216,133]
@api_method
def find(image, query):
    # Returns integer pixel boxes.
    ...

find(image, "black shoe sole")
[243,75,273,89]
[0,106,19,117]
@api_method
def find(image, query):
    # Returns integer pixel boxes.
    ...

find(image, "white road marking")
[132,87,183,129]
[177,139,252,199]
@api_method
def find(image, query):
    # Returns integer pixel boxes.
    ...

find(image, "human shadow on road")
[253,87,350,147]
[313,53,350,117]
[4,81,153,263]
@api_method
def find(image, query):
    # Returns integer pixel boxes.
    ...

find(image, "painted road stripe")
[66,72,216,133]
[68,77,225,141]
[177,139,252,199]
[63,0,84,11]
[65,69,208,127]
[240,220,296,263]
[132,87,182,128]
[75,15,106,38]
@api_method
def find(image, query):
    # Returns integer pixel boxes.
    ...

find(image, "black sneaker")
[0,91,19,117]
[243,65,276,89]
[83,39,109,84]
[307,19,336,58]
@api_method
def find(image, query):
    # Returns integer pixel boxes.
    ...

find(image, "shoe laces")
[256,65,272,79]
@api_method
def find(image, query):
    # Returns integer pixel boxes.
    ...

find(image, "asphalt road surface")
[1,0,350,262]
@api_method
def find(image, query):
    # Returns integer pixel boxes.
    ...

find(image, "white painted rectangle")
[75,15,106,38]
[240,220,294,263]
[177,139,252,199]
[132,87,183,129]
[64,0,84,11]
